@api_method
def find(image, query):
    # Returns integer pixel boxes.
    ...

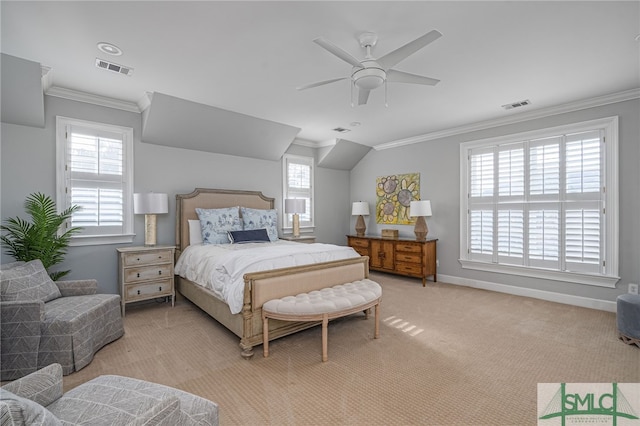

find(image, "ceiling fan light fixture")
[352,67,386,90]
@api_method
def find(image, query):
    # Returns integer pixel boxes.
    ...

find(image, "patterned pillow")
[241,207,278,242]
[195,207,242,245]
[0,259,61,303]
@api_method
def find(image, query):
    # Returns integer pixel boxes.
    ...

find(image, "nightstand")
[116,245,175,316]
[280,235,316,244]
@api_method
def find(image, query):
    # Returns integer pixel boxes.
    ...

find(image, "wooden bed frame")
[175,188,369,358]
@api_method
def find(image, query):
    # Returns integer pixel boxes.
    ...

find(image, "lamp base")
[292,213,300,238]
[414,216,428,241]
[144,214,158,246]
[355,215,366,237]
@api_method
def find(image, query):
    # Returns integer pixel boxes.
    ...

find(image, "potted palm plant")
[1,192,81,280]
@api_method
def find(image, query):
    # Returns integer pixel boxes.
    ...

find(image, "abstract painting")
[376,173,420,224]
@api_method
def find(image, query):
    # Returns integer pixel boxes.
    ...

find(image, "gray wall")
[350,98,640,304]
[1,95,351,294]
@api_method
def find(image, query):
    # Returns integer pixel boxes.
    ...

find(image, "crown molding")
[45,86,141,113]
[374,88,640,151]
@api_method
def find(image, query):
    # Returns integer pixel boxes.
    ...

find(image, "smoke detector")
[95,58,134,76]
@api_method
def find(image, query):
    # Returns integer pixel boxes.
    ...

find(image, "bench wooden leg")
[263,316,269,358]
[374,302,380,339]
[322,314,329,362]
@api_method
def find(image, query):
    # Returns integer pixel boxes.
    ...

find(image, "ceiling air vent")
[332,127,351,133]
[501,99,531,110]
[95,58,134,76]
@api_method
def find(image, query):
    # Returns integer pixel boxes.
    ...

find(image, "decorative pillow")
[196,207,242,245]
[0,259,61,303]
[228,228,271,244]
[0,389,62,426]
[188,219,203,246]
[241,207,278,242]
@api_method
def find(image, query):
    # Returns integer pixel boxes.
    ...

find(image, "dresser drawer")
[396,253,421,263]
[396,243,422,253]
[396,262,423,275]
[353,247,369,257]
[125,279,173,300]
[124,264,173,284]
[349,238,369,249]
[123,250,173,267]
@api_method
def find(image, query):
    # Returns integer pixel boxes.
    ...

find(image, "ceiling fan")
[297,30,442,106]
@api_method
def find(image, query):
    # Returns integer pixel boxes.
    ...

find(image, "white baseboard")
[437,274,617,313]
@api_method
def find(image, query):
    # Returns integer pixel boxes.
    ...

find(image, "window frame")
[56,116,135,246]
[459,116,619,287]
[282,154,315,233]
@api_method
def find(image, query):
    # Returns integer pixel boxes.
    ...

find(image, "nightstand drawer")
[125,279,173,300]
[123,250,173,267]
[396,262,423,275]
[124,264,173,284]
[396,253,421,263]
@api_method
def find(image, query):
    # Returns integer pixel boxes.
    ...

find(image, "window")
[56,117,134,245]
[282,154,314,230]
[460,117,619,287]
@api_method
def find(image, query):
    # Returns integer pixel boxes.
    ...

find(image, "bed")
[174,188,370,358]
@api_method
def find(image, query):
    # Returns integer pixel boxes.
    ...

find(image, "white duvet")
[174,241,360,314]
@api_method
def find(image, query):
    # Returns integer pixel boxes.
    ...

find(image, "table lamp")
[285,199,306,238]
[134,192,169,246]
[409,200,432,240]
[352,201,370,237]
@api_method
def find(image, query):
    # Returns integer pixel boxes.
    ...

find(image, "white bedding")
[174,240,360,314]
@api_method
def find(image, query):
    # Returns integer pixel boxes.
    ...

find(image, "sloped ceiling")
[141,92,300,161]
[1,53,44,128]
[318,139,371,170]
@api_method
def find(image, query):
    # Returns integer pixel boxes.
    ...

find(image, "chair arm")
[55,279,98,296]
[1,363,64,407]
[0,300,44,326]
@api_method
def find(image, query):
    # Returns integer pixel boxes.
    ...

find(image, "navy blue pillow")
[228,228,271,244]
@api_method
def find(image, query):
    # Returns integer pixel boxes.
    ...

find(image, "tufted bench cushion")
[262,279,382,361]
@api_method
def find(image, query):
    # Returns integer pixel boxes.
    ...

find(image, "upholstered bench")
[617,293,640,348]
[262,278,382,362]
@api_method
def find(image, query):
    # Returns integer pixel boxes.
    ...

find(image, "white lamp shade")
[284,199,306,214]
[410,200,432,217]
[134,193,169,214]
[351,201,370,216]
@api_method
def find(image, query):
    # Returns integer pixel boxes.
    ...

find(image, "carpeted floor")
[63,272,640,425]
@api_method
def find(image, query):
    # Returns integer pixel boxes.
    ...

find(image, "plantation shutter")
[284,155,314,227]
[65,124,125,235]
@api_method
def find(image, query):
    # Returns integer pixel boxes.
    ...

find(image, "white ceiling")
[2,1,639,149]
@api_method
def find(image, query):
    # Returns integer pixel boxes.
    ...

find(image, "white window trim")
[459,116,619,288]
[56,116,135,246]
[281,153,315,233]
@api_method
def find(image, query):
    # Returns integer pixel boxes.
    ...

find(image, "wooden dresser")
[347,235,437,286]
[117,245,175,315]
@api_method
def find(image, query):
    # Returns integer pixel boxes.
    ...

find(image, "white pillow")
[188,219,203,246]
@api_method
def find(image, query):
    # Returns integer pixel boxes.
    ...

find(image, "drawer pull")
[159,286,163,291]
[137,273,140,278]
[158,270,162,275]
[137,257,140,261]
[137,290,141,295]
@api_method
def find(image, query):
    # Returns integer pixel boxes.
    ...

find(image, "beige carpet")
[63,272,640,425]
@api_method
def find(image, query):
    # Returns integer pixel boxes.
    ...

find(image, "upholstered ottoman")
[617,294,640,348]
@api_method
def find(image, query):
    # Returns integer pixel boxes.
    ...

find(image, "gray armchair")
[0,363,219,425]
[1,260,124,380]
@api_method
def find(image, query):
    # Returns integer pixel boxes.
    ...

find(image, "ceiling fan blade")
[377,30,442,70]
[296,77,348,91]
[313,37,363,68]
[357,88,371,105]
[387,69,440,86]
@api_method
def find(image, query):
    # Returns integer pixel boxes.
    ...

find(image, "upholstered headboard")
[175,188,275,258]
